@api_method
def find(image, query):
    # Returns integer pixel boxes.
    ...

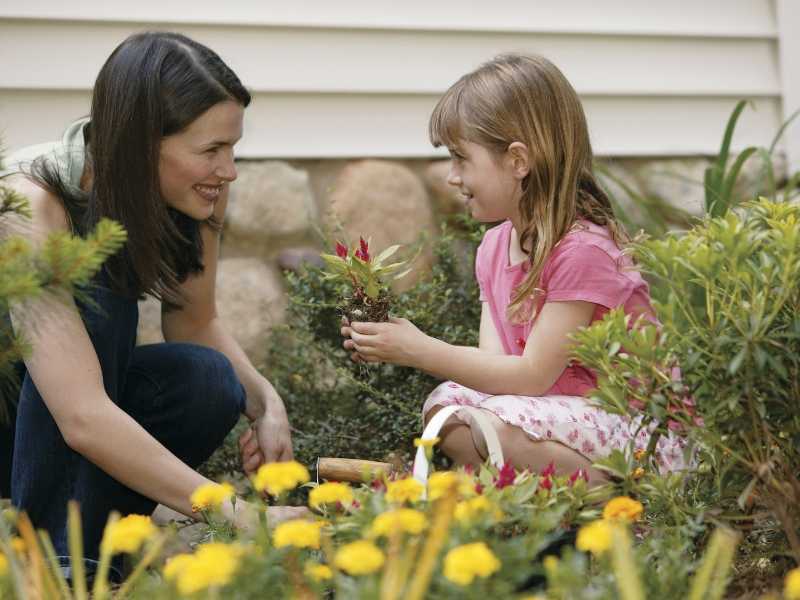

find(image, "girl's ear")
[506,142,530,180]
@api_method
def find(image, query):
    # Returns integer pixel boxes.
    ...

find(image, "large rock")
[136,258,286,369]
[137,295,164,345]
[327,160,436,291]
[635,158,709,216]
[216,258,286,368]
[423,159,466,215]
[225,161,318,251]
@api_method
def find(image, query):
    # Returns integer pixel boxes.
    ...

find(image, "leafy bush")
[571,197,800,563]
[264,220,484,470]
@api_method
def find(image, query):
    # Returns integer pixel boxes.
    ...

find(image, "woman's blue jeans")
[5,274,246,581]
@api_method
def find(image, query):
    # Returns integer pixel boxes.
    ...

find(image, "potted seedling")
[320,236,413,323]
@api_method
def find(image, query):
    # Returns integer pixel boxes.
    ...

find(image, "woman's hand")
[220,497,310,535]
[341,316,430,367]
[239,387,293,475]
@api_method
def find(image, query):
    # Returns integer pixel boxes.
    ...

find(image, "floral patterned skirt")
[423,381,692,473]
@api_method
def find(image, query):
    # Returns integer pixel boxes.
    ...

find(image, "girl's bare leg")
[424,406,483,467]
[470,410,608,486]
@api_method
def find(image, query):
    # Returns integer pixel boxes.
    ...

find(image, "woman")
[0,32,305,580]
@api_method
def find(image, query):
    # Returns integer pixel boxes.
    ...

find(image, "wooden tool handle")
[316,457,395,483]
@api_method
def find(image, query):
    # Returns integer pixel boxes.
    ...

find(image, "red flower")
[540,461,556,478]
[355,236,370,262]
[540,476,552,491]
[568,468,589,486]
[335,241,348,258]
[463,464,474,475]
[474,482,484,495]
[371,478,387,492]
[493,461,516,489]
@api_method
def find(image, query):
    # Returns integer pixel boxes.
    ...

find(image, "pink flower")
[493,461,516,489]
[667,419,682,432]
[540,476,552,491]
[629,399,646,411]
[475,482,484,495]
[540,461,556,478]
[371,479,387,492]
[335,241,348,258]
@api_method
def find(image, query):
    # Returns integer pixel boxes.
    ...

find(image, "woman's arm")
[6,180,230,520]
[347,300,595,396]
[160,189,293,466]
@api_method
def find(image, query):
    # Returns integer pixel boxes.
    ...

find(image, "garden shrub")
[264,219,484,470]
[572,197,800,563]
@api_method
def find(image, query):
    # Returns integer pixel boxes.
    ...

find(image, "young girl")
[342,54,690,483]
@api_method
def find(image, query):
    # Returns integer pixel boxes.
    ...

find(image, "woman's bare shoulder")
[1,174,69,240]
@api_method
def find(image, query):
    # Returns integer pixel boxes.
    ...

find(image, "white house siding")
[1,0,797,165]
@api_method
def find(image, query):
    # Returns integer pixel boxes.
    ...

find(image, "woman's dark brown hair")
[31,32,251,305]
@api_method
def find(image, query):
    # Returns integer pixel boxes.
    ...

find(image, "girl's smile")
[446,140,525,227]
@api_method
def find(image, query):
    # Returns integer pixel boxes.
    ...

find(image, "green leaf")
[372,244,401,267]
[728,346,747,374]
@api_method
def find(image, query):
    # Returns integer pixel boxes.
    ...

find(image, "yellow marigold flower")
[253,460,310,496]
[632,467,645,480]
[603,496,644,522]
[166,543,245,595]
[576,520,613,556]
[10,537,25,555]
[0,554,7,576]
[273,519,323,549]
[543,555,559,574]
[334,540,385,575]
[190,482,235,512]
[413,437,440,448]
[385,477,424,504]
[785,567,800,600]
[309,482,353,510]
[304,561,333,582]
[370,509,427,537]
[454,495,501,524]
[428,471,474,501]
[443,542,501,586]
[163,553,194,581]
[101,514,157,554]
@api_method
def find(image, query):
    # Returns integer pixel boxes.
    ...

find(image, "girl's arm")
[478,301,506,354]
[160,188,292,470]
[347,299,595,396]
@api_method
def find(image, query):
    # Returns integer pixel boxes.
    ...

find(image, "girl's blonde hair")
[429,53,627,322]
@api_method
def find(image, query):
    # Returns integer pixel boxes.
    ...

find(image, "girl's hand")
[343,317,429,367]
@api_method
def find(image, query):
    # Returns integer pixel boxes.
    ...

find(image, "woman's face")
[158,100,244,220]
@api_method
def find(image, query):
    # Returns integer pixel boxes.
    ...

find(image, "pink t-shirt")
[475,219,657,397]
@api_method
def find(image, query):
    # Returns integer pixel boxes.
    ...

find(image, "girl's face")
[158,100,244,220]
[446,140,522,223]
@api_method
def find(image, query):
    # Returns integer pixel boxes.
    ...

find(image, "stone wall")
[136,154,783,366]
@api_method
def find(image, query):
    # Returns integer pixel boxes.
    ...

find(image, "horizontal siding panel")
[0,0,777,37]
[0,90,781,159]
[0,22,781,96]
